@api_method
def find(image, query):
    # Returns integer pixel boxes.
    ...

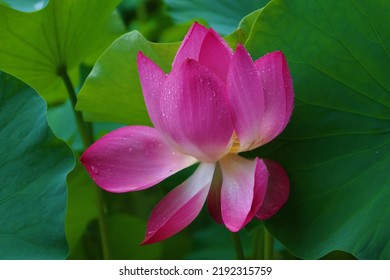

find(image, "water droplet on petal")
[128,147,133,152]
[91,165,99,175]
[144,150,151,157]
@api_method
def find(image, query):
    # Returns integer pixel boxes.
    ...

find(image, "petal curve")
[243,158,269,226]
[209,157,269,228]
[254,51,294,144]
[159,58,234,162]
[256,159,290,220]
[219,154,266,232]
[226,44,265,152]
[142,163,215,244]
[137,52,167,130]
[81,126,197,193]
[172,22,208,69]
[198,29,233,82]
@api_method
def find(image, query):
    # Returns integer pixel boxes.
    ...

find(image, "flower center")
[229,132,240,154]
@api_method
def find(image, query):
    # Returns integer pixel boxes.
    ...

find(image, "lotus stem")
[58,65,111,260]
[232,232,245,260]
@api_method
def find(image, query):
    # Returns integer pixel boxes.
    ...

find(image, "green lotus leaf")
[0,0,124,104]
[0,71,74,259]
[76,31,179,125]
[244,0,390,259]
[163,0,268,35]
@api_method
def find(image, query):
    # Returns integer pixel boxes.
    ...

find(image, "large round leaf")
[225,9,263,47]
[0,72,74,259]
[244,0,390,259]
[0,0,124,104]
[163,0,268,35]
[76,31,180,125]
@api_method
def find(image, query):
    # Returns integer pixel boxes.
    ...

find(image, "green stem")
[58,66,93,147]
[253,226,264,259]
[231,232,245,260]
[58,66,111,260]
[264,226,274,260]
[94,184,111,260]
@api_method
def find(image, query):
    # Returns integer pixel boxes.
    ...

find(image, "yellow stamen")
[229,132,240,154]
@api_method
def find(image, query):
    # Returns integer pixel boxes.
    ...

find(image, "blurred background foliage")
[3,0,387,260]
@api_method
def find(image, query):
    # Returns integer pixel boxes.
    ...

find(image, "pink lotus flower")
[81,22,293,244]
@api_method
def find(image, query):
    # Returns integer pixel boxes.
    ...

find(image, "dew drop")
[34,1,45,10]
[128,147,133,152]
[144,150,151,157]
[91,165,99,175]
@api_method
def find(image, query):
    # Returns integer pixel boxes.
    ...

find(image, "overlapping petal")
[137,52,167,130]
[172,22,208,69]
[82,22,293,246]
[142,163,215,244]
[254,51,294,144]
[208,157,269,229]
[198,29,233,82]
[207,163,223,224]
[242,158,269,226]
[226,44,265,152]
[256,159,290,220]
[158,58,234,162]
[81,126,197,193]
[218,154,268,231]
